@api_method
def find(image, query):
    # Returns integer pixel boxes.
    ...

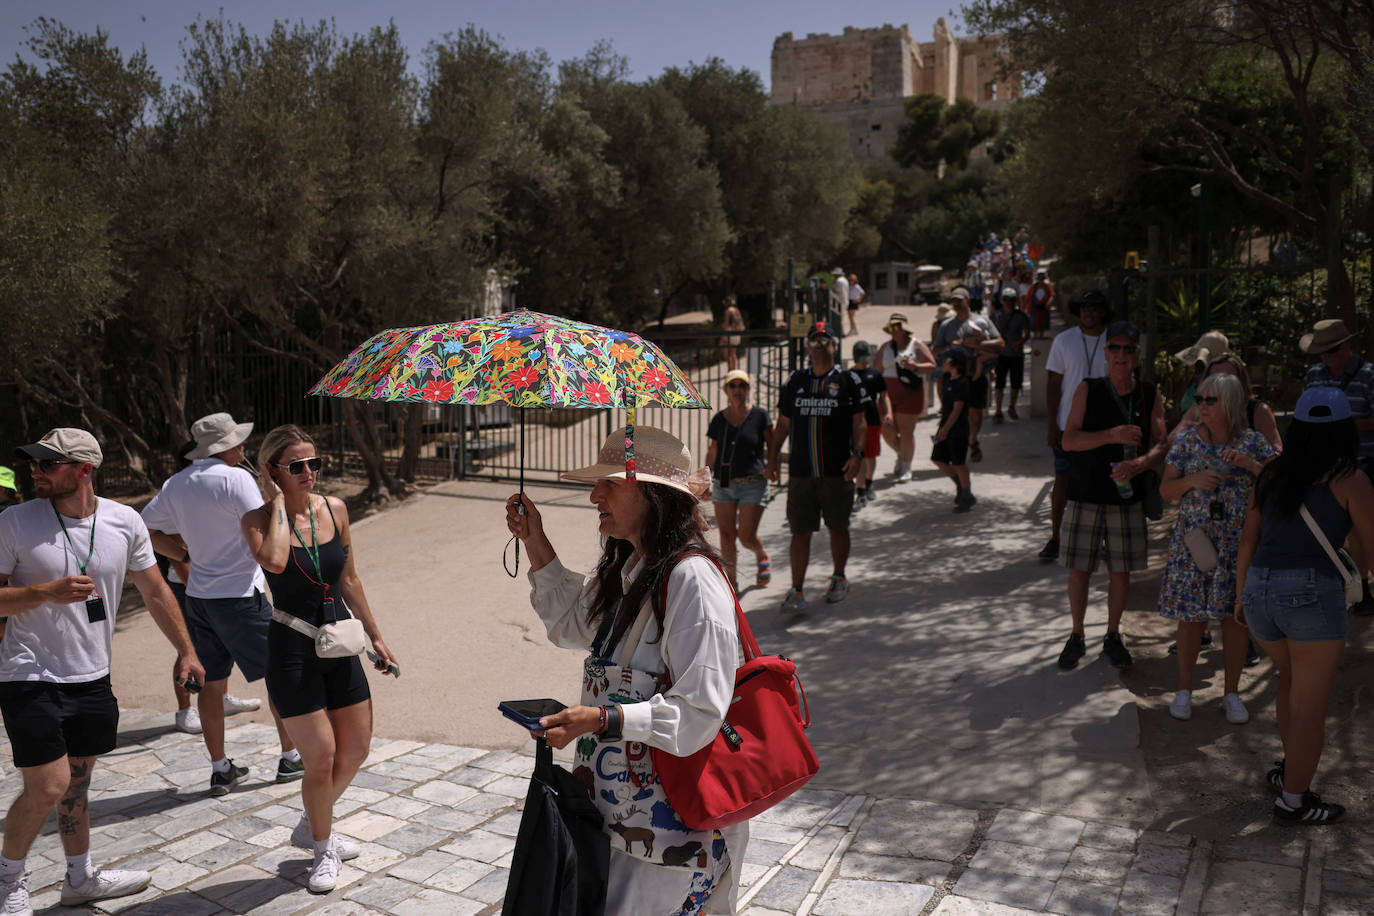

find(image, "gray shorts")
[184,591,272,683]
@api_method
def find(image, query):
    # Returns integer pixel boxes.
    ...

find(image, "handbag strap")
[1298,503,1356,586]
[654,552,762,670]
[271,607,320,639]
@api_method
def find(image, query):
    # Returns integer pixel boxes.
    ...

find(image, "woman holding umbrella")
[504,426,748,914]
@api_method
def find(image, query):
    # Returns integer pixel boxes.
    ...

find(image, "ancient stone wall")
[771,19,1019,164]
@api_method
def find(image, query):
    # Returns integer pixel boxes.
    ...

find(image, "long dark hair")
[1254,416,1359,518]
[585,482,722,647]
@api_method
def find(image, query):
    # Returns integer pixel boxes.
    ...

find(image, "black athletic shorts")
[968,376,990,410]
[266,622,371,719]
[0,676,119,767]
[184,591,272,683]
[994,355,1024,391]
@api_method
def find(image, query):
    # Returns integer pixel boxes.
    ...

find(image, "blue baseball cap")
[1295,386,1352,423]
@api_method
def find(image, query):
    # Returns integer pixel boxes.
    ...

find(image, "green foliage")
[880,158,1015,266]
[892,94,1000,172]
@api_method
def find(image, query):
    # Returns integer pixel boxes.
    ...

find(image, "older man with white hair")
[142,413,302,796]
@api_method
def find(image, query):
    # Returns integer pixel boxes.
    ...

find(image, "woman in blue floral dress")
[1157,373,1275,723]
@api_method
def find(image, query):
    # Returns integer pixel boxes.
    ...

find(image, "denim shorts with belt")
[1241,567,1348,642]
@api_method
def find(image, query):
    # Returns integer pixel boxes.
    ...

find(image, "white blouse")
[528,552,750,914]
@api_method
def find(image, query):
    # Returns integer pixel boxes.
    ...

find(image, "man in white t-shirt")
[1040,291,1110,561]
[830,268,850,330]
[0,428,204,915]
[143,413,300,797]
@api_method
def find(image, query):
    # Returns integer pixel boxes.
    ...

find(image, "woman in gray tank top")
[1236,387,1374,825]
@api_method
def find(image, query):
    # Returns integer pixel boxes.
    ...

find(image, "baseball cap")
[1295,386,1352,423]
[851,340,873,359]
[949,287,970,301]
[1105,320,1141,343]
[1000,286,1018,299]
[15,428,103,469]
[807,320,837,342]
[0,466,15,492]
[722,369,751,388]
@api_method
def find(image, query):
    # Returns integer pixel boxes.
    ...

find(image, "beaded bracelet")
[596,706,608,735]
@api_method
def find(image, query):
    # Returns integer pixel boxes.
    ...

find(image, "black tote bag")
[502,739,609,916]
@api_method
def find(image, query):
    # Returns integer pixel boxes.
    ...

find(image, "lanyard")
[1081,331,1103,375]
[289,500,324,583]
[1106,381,1137,426]
[54,503,97,576]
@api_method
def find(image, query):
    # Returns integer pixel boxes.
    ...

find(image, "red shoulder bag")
[628,554,819,829]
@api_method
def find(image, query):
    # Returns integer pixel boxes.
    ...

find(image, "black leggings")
[266,622,371,719]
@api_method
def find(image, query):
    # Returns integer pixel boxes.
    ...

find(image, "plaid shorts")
[1062,500,1148,573]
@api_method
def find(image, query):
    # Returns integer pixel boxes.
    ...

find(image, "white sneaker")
[0,871,31,916]
[780,588,807,614]
[896,462,913,483]
[59,868,151,906]
[291,815,361,860]
[1169,690,1192,721]
[223,694,262,715]
[307,845,342,893]
[1222,692,1250,724]
[174,706,202,734]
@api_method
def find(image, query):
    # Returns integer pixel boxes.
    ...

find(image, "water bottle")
[1114,445,1137,500]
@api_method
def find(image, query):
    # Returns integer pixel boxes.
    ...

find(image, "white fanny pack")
[271,606,368,658]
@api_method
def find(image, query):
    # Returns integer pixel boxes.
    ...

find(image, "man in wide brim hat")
[1300,319,1354,355]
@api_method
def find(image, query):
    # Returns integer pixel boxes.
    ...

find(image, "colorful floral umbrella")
[311,309,710,574]
[309,308,708,410]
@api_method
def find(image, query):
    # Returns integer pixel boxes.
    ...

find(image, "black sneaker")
[277,757,306,783]
[1266,759,1285,795]
[1273,791,1345,825]
[209,760,249,797]
[1102,632,1133,669]
[1246,639,1262,667]
[1057,633,1086,670]
[1038,537,1060,562]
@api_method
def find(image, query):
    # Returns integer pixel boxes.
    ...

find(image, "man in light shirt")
[0,428,204,914]
[142,413,302,796]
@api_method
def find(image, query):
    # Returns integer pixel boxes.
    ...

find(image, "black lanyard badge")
[86,595,106,623]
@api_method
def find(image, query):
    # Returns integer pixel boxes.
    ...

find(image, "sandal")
[756,560,772,586]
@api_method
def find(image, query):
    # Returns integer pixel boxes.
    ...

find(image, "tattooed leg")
[2,756,70,860]
[57,756,95,856]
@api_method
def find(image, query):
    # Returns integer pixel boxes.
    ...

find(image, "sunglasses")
[1196,396,1221,406]
[1106,344,1138,353]
[34,458,78,474]
[1323,344,1344,356]
[724,382,749,390]
[274,457,322,476]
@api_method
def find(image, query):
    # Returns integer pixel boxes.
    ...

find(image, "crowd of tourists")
[703,261,1371,833]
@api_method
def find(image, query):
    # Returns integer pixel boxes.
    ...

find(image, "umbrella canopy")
[310,308,708,410]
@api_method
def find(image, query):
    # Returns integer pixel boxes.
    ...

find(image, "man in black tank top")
[1057,322,1167,671]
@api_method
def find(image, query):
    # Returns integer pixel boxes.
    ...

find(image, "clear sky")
[1,0,968,89]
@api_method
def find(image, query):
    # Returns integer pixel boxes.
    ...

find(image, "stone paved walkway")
[0,708,1367,915]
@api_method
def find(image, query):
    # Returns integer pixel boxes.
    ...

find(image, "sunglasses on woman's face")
[276,457,322,476]
[1197,396,1220,406]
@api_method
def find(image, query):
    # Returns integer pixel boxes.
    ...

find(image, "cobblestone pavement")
[0,709,1367,915]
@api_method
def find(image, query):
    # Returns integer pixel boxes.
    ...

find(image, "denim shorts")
[710,475,768,506]
[1241,567,1348,643]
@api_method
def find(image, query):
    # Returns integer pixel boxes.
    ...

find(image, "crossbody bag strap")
[271,607,319,639]
[1298,504,1355,586]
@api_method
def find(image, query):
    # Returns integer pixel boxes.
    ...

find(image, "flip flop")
[756,560,772,586]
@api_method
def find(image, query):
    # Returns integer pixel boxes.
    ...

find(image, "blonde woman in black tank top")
[242,425,398,892]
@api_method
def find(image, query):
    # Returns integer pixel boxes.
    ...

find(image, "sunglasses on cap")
[273,456,323,475]
[1106,344,1138,354]
[33,458,78,474]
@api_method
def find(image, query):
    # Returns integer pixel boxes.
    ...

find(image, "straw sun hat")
[563,426,710,499]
